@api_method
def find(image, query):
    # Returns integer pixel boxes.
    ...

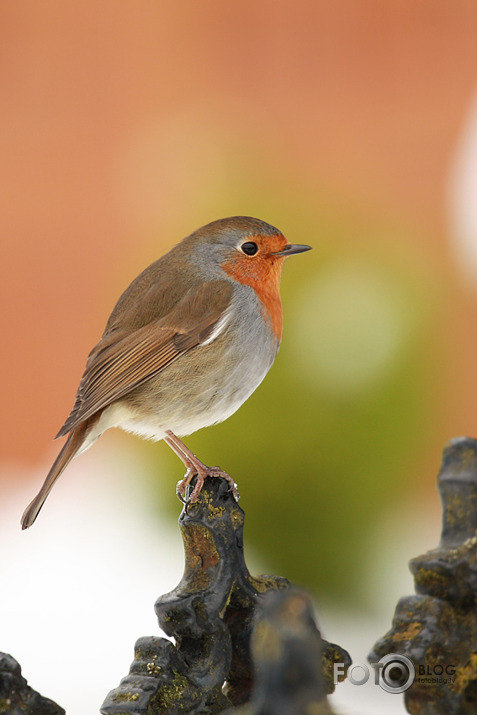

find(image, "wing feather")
[57,280,233,437]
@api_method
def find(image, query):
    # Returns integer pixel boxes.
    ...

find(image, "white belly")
[79,287,280,449]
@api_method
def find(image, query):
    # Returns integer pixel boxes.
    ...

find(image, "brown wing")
[57,280,233,437]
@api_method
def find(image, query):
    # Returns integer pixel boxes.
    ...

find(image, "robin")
[21,216,311,529]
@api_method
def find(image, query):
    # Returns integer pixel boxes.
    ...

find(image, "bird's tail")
[21,421,89,530]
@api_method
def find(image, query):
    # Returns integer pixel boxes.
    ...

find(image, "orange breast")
[222,249,284,340]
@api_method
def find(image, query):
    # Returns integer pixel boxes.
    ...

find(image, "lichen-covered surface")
[370,437,477,715]
[101,476,350,714]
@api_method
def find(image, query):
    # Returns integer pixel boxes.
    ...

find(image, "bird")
[21,216,311,529]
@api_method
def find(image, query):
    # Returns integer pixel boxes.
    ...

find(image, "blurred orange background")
[3,3,477,713]
[3,1,477,597]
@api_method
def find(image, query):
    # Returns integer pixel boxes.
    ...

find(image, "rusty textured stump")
[0,652,65,715]
[370,437,477,715]
[101,476,350,714]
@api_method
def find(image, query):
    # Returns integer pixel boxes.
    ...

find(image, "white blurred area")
[2,436,441,714]
[326,500,440,715]
[449,90,477,290]
[1,441,184,714]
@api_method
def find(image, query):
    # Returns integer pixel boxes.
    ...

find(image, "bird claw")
[176,465,240,512]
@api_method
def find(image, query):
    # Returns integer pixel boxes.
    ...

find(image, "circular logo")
[378,654,415,694]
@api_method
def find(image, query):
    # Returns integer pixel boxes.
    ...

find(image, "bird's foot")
[166,430,239,507]
[176,462,239,506]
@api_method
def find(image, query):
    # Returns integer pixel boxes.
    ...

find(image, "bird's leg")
[163,433,196,504]
[164,430,239,503]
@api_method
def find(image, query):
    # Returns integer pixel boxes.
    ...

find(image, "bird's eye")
[241,241,258,256]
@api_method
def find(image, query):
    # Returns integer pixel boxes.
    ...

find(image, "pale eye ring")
[241,241,258,256]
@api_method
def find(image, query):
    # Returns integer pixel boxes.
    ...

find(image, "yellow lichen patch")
[208,504,226,519]
[157,672,195,709]
[192,489,226,519]
[415,569,448,595]
[393,622,422,641]
[111,691,140,702]
[248,574,289,594]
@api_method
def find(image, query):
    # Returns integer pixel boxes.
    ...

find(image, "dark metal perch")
[370,437,477,714]
[6,437,477,712]
[101,476,350,714]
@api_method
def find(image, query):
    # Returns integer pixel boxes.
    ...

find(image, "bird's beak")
[273,244,312,257]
